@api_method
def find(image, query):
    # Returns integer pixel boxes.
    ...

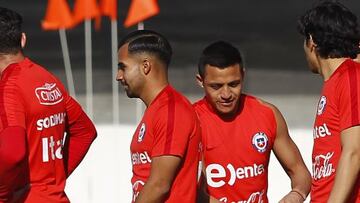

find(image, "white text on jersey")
[42,136,63,162]
[313,123,331,139]
[132,151,151,165]
[206,163,265,188]
[37,112,66,131]
[313,151,335,180]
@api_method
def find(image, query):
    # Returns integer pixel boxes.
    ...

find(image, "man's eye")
[209,84,221,90]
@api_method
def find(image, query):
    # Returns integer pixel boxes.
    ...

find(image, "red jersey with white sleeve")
[130,85,201,203]
[193,94,277,203]
[0,58,96,203]
[311,59,360,202]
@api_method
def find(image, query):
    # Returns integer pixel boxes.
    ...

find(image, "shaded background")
[2,0,360,124]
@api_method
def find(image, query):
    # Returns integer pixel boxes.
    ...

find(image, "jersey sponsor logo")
[137,123,146,142]
[313,123,331,140]
[317,96,327,115]
[312,152,335,180]
[218,190,265,203]
[131,151,152,165]
[252,132,268,153]
[42,135,63,162]
[35,83,63,105]
[132,180,145,202]
[37,112,66,131]
[206,163,265,188]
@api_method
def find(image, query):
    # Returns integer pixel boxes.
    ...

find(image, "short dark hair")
[298,1,360,59]
[0,7,23,54]
[118,30,172,66]
[198,41,243,77]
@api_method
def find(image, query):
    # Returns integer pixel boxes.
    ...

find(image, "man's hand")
[279,191,305,203]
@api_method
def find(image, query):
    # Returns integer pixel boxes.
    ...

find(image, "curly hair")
[298,1,360,59]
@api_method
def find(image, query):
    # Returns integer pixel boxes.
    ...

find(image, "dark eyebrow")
[118,62,125,70]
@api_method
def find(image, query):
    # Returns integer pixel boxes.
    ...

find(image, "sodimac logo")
[35,83,63,105]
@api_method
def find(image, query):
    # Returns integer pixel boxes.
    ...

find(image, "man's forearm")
[327,151,360,203]
[135,181,170,203]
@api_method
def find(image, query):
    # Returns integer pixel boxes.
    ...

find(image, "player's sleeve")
[336,67,360,131]
[63,95,97,177]
[0,83,27,202]
[151,102,195,158]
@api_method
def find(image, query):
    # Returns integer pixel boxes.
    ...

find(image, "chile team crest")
[137,123,146,142]
[317,96,327,115]
[252,132,268,153]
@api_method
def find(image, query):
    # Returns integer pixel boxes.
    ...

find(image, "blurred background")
[2,0,360,202]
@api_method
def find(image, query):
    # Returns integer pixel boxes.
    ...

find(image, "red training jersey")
[193,94,277,203]
[130,85,201,202]
[311,59,360,202]
[0,58,94,203]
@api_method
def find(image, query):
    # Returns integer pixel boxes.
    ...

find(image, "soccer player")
[298,1,360,202]
[193,41,311,203]
[116,30,201,203]
[0,7,97,203]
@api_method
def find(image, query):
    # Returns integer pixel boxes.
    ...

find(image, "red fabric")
[64,111,97,176]
[311,59,360,202]
[0,127,27,202]
[0,58,96,203]
[193,95,277,202]
[130,85,201,202]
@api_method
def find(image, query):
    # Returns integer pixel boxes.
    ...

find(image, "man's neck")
[0,52,25,74]
[319,57,348,81]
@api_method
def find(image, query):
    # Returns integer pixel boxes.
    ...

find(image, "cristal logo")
[35,83,63,105]
[131,151,152,165]
[42,136,63,162]
[219,190,265,203]
[313,152,335,180]
[206,163,265,188]
[313,123,331,140]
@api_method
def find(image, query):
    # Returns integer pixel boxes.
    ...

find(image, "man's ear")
[196,74,204,88]
[21,33,26,48]
[308,34,317,52]
[142,59,151,75]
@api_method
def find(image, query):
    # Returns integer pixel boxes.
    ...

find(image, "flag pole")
[111,19,119,124]
[59,29,76,98]
[85,20,93,119]
[136,22,144,123]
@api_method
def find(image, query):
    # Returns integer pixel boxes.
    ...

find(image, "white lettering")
[313,123,331,139]
[37,112,66,130]
[42,136,63,162]
[206,163,265,188]
[313,152,335,180]
[131,151,152,165]
[219,190,265,203]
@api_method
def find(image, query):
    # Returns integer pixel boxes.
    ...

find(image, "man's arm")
[269,105,311,203]
[135,155,181,203]
[63,97,97,177]
[0,127,27,202]
[327,126,360,203]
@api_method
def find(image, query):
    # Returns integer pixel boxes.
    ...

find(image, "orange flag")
[42,0,74,30]
[100,0,117,20]
[72,0,101,26]
[124,0,160,27]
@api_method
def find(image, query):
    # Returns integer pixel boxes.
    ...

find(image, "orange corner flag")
[100,0,117,20]
[124,0,160,28]
[42,0,74,30]
[72,0,101,26]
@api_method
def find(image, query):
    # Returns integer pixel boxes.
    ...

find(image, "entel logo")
[131,151,151,165]
[206,163,265,188]
[35,83,63,105]
[313,123,331,140]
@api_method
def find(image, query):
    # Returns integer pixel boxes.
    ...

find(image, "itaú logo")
[35,83,63,105]
[206,163,265,188]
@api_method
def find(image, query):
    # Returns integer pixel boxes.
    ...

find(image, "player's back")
[0,58,70,202]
